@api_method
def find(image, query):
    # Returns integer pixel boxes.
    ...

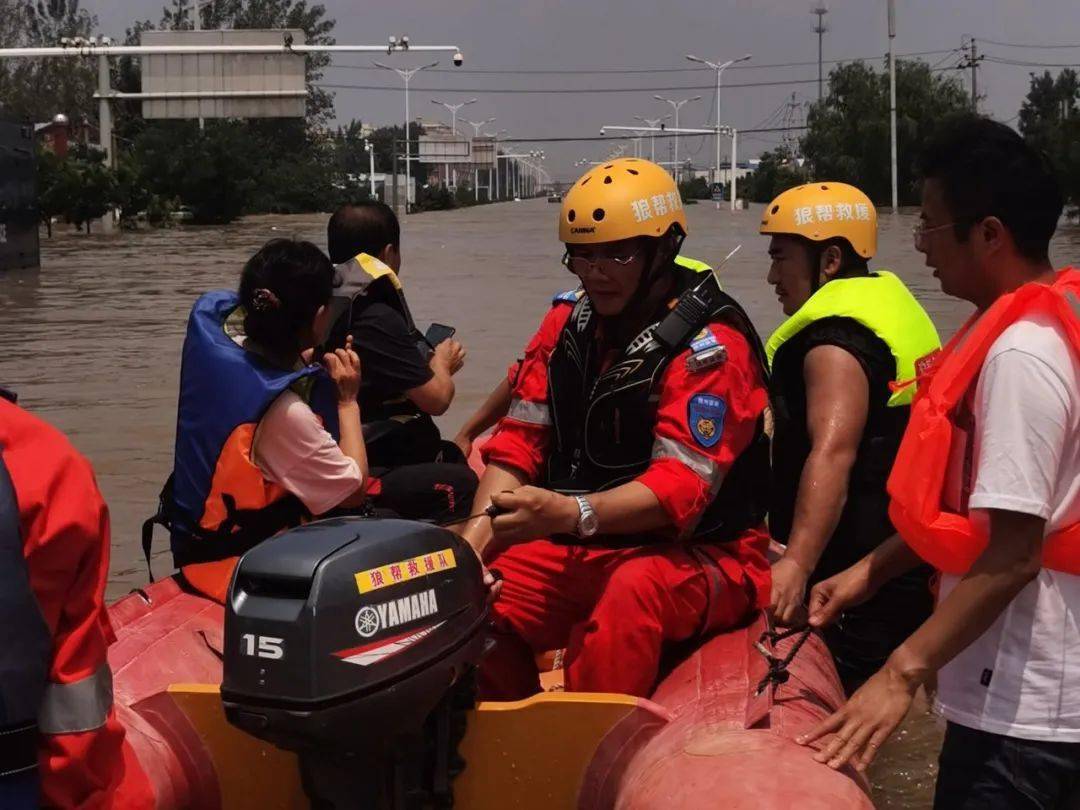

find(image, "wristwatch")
[574,495,600,538]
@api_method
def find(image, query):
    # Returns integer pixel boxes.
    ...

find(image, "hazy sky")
[83,1,1080,181]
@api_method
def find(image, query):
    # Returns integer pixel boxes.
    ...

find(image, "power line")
[983,55,1080,68]
[977,38,1080,50]
[318,64,960,96]
[325,48,957,76]
[316,77,823,94]
[429,127,809,145]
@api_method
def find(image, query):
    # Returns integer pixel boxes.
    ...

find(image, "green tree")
[1019,69,1080,208]
[800,59,969,205]
[36,145,75,236]
[743,147,806,203]
[0,0,98,124]
[59,144,117,232]
[133,120,260,224]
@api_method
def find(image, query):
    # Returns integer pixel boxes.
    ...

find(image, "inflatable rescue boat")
[107,516,872,809]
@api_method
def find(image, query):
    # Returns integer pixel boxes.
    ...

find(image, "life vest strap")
[143,475,311,571]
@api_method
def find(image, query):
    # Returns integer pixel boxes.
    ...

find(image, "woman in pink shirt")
[238,240,369,517]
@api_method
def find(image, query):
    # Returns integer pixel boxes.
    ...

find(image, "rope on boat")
[753,625,814,695]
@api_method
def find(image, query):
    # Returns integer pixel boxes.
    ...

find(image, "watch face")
[579,509,600,536]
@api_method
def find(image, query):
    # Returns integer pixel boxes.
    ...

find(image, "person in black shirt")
[326,201,476,522]
[759,181,941,693]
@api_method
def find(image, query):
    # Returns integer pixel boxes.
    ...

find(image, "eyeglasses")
[561,251,640,275]
[912,220,959,247]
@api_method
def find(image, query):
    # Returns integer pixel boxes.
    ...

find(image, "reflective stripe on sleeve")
[651,436,724,487]
[37,664,113,735]
[507,398,552,426]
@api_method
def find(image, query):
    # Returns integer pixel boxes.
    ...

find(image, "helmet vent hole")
[771,205,780,214]
[604,164,613,169]
[603,176,612,184]
[593,208,606,222]
[582,177,591,186]
[627,168,639,175]
[820,184,829,190]
[568,209,577,223]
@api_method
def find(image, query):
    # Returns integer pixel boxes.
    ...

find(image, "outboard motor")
[221,517,489,809]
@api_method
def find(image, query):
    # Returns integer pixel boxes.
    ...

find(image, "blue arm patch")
[688,393,727,448]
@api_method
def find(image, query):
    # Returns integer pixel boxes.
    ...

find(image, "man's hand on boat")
[768,556,811,626]
[488,486,580,544]
[798,537,917,770]
[796,656,919,772]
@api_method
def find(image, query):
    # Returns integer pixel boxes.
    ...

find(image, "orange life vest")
[887,267,1080,575]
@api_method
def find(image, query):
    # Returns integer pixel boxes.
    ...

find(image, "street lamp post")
[653,94,700,184]
[484,128,507,200]
[373,59,439,214]
[363,138,375,198]
[466,118,495,201]
[431,97,476,188]
[633,115,669,162]
[686,52,751,209]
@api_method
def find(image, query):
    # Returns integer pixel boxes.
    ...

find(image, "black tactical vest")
[544,265,771,543]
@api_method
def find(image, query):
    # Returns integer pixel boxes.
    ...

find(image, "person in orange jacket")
[456,158,773,698]
[0,389,144,808]
[799,117,1080,808]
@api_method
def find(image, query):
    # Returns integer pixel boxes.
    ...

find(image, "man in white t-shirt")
[798,116,1080,809]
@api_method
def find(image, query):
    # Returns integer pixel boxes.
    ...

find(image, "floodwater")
[3,198,1079,808]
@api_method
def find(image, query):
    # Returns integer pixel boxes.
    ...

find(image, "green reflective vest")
[675,254,713,274]
[765,270,941,407]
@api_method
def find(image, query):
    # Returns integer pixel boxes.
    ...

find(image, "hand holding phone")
[425,322,456,346]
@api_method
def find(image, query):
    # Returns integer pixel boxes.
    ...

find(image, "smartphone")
[425,323,456,346]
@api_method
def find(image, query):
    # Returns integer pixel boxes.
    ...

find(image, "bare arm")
[408,339,465,416]
[457,461,529,560]
[807,533,924,628]
[801,509,1044,771]
[772,344,869,622]
[334,399,369,508]
[454,378,513,455]
[322,338,369,509]
[889,509,1043,686]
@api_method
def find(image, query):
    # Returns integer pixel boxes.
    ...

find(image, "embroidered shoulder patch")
[553,287,585,305]
[688,393,726,448]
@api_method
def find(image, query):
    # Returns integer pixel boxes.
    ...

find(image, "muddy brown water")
[3,199,1079,807]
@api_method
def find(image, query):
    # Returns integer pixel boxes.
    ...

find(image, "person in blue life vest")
[760,181,942,693]
[149,239,368,603]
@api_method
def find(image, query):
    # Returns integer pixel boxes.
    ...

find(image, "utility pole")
[888,0,898,213]
[812,4,828,102]
[970,36,978,112]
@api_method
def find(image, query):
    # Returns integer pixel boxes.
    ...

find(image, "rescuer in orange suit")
[0,389,152,808]
[457,158,773,698]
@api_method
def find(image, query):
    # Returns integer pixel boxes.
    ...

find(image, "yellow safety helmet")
[559,158,688,245]
[759,182,877,259]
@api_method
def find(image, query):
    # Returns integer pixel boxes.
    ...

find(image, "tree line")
[4,4,1080,226]
[742,58,1080,213]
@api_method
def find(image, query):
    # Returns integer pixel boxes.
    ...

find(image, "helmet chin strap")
[605,231,684,342]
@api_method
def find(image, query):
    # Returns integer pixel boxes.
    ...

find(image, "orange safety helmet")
[559,158,688,245]
[759,182,877,259]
